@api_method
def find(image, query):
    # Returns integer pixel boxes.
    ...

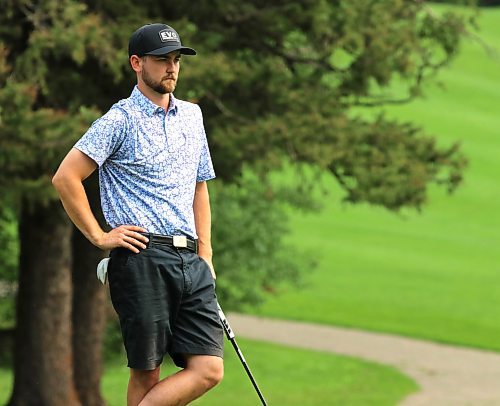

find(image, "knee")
[130,367,160,390]
[190,356,224,390]
[204,359,224,389]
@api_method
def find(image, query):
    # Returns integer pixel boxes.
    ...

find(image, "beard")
[142,67,177,94]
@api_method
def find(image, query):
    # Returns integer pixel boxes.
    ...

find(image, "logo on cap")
[159,30,178,42]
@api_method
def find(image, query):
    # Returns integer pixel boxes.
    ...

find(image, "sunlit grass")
[101,339,417,406]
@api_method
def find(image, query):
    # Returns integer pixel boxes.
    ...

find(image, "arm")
[193,181,216,278]
[52,148,148,253]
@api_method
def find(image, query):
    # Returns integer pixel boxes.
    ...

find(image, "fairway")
[253,6,500,351]
[100,339,417,406]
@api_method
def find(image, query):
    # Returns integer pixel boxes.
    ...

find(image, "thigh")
[108,247,184,370]
[108,247,178,323]
[170,253,224,367]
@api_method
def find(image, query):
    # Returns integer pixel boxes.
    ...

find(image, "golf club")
[217,303,268,406]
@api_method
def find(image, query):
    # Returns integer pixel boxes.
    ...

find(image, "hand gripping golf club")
[217,303,268,406]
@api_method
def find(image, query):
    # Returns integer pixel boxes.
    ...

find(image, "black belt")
[142,233,198,253]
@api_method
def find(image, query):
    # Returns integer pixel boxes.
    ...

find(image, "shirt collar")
[130,86,178,116]
[168,93,178,115]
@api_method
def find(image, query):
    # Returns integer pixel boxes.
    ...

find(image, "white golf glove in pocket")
[97,257,110,284]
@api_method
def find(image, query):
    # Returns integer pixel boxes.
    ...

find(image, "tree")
[0,0,475,403]
[177,0,469,209]
[0,1,123,404]
[11,202,78,405]
[158,0,471,306]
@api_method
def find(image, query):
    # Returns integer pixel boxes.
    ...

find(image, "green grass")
[252,6,500,351]
[102,339,417,406]
[0,339,417,406]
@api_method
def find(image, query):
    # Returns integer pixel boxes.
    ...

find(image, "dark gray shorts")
[108,244,224,370]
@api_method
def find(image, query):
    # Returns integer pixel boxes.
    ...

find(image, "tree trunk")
[72,174,107,406]
[9,201,81,406]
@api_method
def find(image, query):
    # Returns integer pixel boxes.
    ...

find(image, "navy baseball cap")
[128,23,197,57]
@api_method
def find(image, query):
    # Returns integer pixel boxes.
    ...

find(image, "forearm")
[193,181,213,260]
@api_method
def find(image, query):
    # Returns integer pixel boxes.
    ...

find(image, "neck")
[137,82,171,110]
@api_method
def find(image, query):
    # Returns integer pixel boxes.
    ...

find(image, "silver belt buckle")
[173,235,188,248]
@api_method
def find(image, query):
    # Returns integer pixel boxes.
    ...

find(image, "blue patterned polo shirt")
[74,86,216,238]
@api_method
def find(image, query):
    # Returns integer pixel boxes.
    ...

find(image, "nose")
[166,59,175,72]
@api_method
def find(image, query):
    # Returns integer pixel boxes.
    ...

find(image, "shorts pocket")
[198,256,215,282]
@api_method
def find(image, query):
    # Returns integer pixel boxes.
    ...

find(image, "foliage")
[0,0,472,207]
[0,0,475,309]
[432,0,500,6]
[102,316,125,362]
[178,0,470,210]
[0,203,17,329]
[0,0,113,204]
[210,170,318,309]
[0,205,18,283]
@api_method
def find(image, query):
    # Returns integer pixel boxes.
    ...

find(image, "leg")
[138,354,223,406]
[128,367,161,406]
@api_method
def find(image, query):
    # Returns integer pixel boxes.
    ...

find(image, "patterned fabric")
[74,86,215,238]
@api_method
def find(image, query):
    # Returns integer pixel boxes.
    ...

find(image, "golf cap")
[128,23,197,57]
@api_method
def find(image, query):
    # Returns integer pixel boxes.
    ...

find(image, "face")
[140,51,181,94]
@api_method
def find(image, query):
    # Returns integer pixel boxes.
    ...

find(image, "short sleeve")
[196,107,216,182]
[74,107,127,167]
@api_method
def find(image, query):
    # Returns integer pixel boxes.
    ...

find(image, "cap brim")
[145,45,197,56]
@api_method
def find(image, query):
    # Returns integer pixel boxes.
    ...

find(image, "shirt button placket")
[163,110,170,151]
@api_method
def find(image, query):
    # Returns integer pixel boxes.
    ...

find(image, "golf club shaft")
[217,304,268,406]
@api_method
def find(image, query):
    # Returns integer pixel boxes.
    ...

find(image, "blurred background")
[0,0,498,405]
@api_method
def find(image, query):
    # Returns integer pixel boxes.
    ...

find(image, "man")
[52,23,224,406]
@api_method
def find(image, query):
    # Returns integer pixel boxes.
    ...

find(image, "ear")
[130,55,143,73]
